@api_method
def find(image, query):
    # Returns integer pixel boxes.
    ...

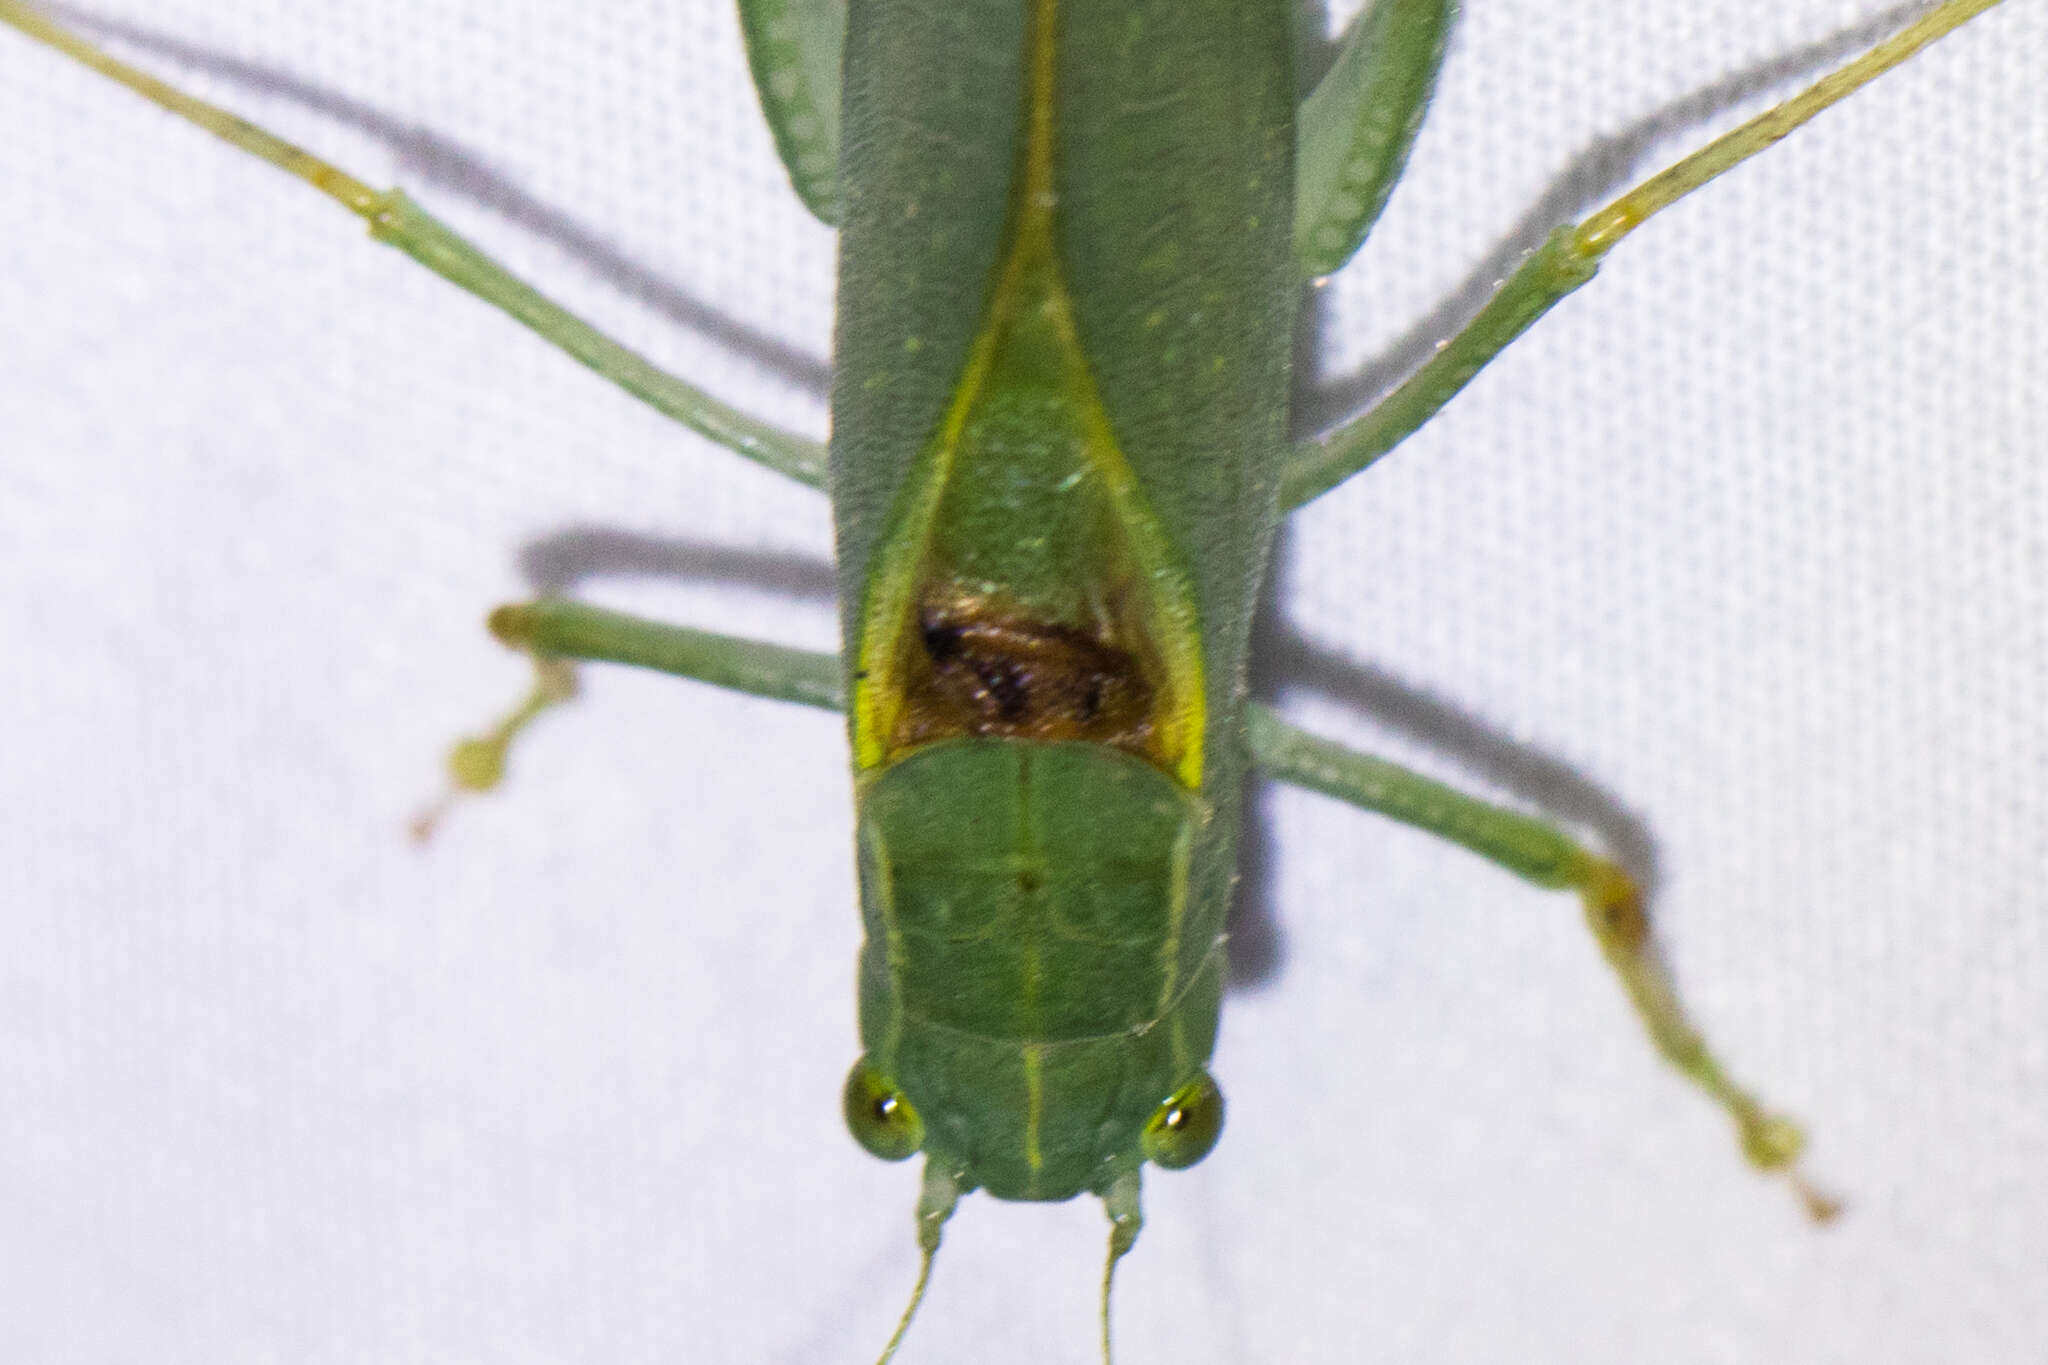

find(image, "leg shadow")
[1293,0,1934,435]
[513,524,1658,996]
[48,3,832,401]
[82,1,1885,989]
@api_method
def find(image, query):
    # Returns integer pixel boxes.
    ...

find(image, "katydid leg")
[1281,0,2010,509]
[1292,0,1454,279]
[1244,704,1838,1219]
[410,655,582,840]
[415,601,841,836]
[738,0,846,224]
[0,1,827,488]
[489,600,843,712]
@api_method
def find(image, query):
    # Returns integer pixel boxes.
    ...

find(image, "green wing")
[740,0,1454,276]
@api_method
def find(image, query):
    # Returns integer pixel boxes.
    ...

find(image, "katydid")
[0,1,2028,1360]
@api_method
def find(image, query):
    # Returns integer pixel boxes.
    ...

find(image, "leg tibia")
[487,600,843,712]
[1282,0,2010,511]
[1245,704,1835,1219]
[0,2,827,487]
[413,601,843,839]
[1577,860,1835,1218]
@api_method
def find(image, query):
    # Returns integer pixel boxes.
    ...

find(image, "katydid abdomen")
[5,0,2018,1354]
[829,0,1295,1226]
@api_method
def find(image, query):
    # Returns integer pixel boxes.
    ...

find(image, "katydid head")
[848,736,1227,1192]
[843,1048,1223,1365]
[838,1049,1227,1197]
[845,736,1232,1357]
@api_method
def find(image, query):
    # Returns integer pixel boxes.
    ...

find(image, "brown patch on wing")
[892,591,1156,754]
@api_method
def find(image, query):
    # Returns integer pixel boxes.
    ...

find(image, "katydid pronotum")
[4,2,2048,1365]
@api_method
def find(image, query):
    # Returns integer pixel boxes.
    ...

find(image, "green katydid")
[0,0,2030,1360]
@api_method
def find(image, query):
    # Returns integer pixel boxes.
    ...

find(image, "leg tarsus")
[1577,860,1837,1220]
[412,599,845,841]
[1247,703,1834,1219]
[410,655,578,843]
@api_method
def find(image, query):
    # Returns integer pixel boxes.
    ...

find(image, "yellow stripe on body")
[1023,1044,1047,1179]
[851,0,1208,788]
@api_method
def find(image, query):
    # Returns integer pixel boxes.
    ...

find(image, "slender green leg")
[755,0,1462,255]
[442,608,1839,1223]
[1293,0,1454,279]
[410,655,580,841]
[0,0,827,489]
[1244,704,1839,1220]
[413,599,845,836]
[1281,0,2009,509]
[738,0,847,224]
[488,600,843,712]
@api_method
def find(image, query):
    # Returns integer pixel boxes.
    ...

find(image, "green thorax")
[857,740,1212,1040]
[829,0,1295,1204]
[856,740,1226,1200]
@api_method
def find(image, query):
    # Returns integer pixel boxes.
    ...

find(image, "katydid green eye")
[1141,1072,1225,1170]
[842,1057,923,1162]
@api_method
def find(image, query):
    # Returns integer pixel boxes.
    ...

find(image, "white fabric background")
[2,2,2042,1362]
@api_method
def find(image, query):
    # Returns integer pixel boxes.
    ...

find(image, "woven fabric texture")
[1,2,2042,1361]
